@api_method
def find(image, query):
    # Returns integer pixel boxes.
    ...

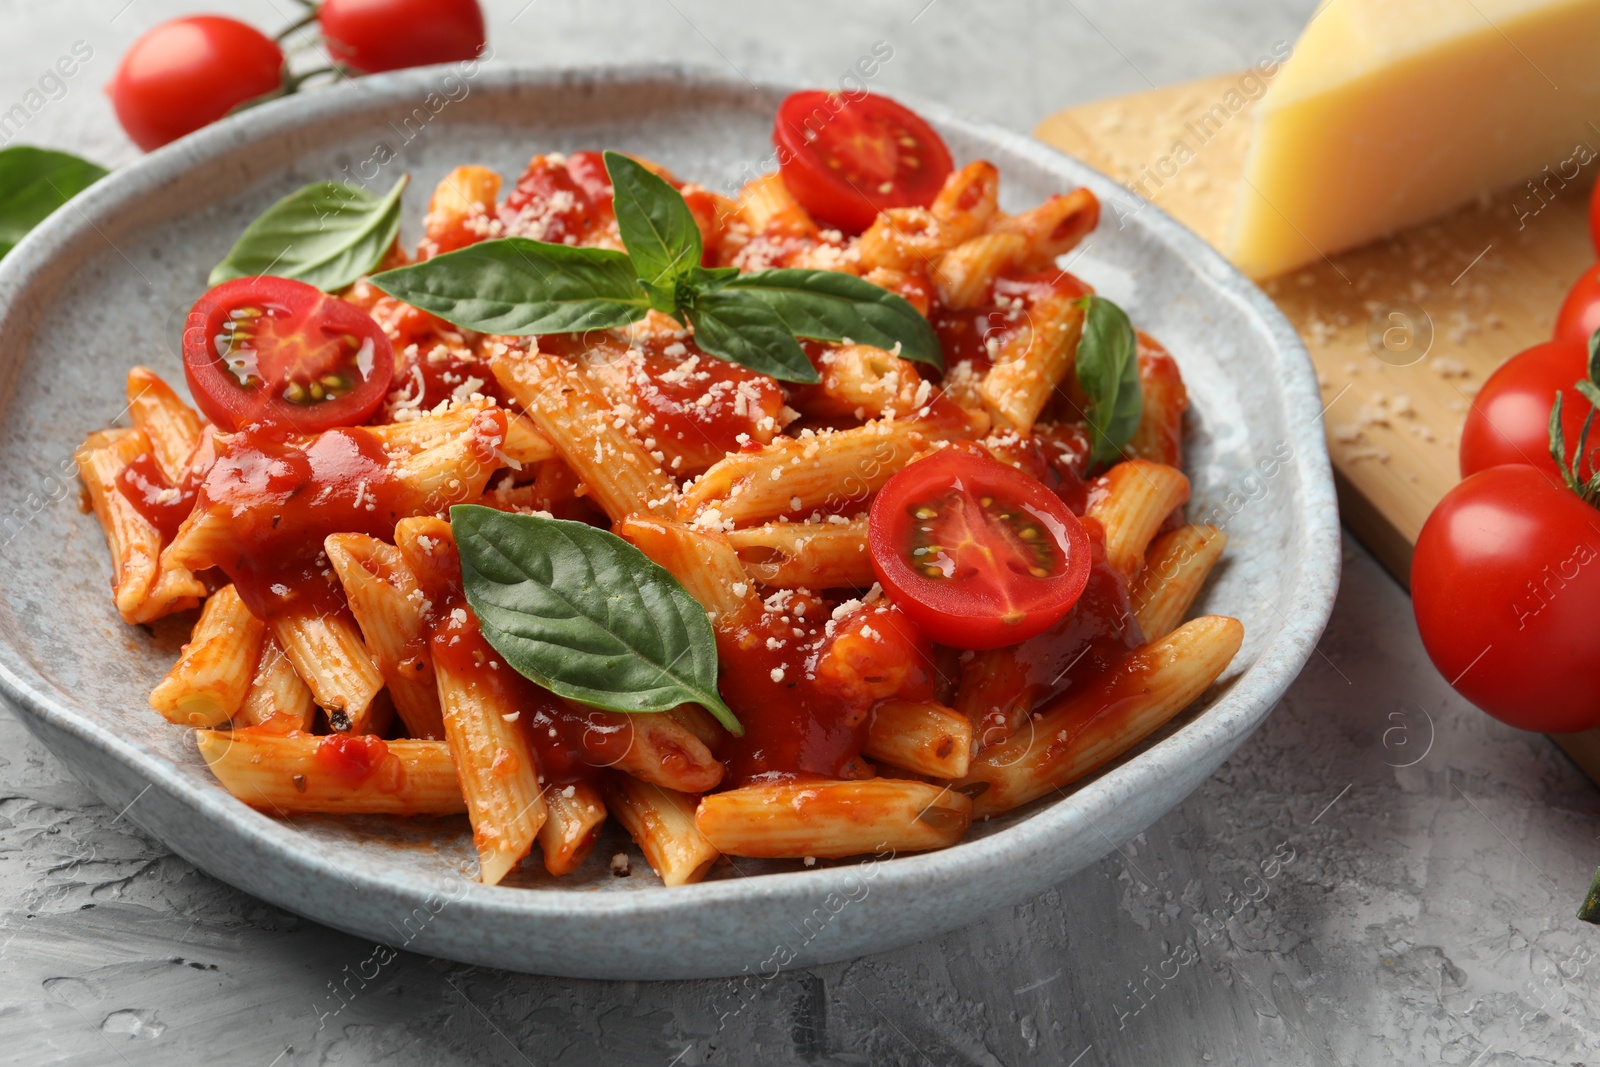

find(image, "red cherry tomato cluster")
[108,0,485,151]
[1411,181,1600,732]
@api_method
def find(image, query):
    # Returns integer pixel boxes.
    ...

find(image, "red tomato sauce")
[498,154,604,244]
[628,339,786,467]
[187,424,414,618]
[115,452,196,541]
[384,340,503,420]
[932,269,1094,374]
[314,733,392,788]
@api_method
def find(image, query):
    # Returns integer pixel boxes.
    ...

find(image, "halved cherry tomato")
[318,0,485,74]
[182,277,394,432]
[1590,177,1600,257]
[1554,264,1600,345]
[773,90,954,234]
[1412,464,1600,732]
[1460,337,1597,479]
[868,444,1092,649]
[108,16,284,151]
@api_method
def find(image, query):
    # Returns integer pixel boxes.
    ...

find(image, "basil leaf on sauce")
[0,146,107,259]
[684,287,820,384]
[210,174,408,291]
[725,268,943,369]
[371,237,650,334]
[604,150,702,292]
[1074,294,1143,466]
[450,505,742,736]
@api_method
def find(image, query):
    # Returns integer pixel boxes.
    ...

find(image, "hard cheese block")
[1230,0,1600,278]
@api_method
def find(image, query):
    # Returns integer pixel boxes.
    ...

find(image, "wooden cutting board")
[1035,72,1600,780]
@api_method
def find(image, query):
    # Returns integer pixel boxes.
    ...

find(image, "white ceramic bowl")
[0,64,1338,979]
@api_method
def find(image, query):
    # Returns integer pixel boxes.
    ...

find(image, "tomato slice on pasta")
[868,444,1091,649]
[182,276,394,432]
[773,90,954,234]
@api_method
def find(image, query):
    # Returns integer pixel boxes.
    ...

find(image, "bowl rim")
[0,61,1340,929]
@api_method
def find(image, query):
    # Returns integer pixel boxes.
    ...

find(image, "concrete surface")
[4,1,1599,1064]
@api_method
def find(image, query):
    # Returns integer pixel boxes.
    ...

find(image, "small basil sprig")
[1074,294,1143,466]
[1547,329,1600,505]
[210,174,408,291]
[371,151,941,384]
[0,146,107,260]
[450,505,742,736]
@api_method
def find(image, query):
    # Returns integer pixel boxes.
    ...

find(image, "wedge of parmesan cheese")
[1229,0,1600,278]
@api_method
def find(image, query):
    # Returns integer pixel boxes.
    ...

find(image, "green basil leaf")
[1074,295,1143,466]
[691,265,740,289]
[209,175,408,291]
[685,288,820,384]
[604,150,702,290]
[371,237,650,334]
[724,268,943,369]
[0,146,107,259]
[450,505,742,735]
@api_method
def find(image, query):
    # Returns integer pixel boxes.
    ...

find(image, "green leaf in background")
[1074,294,1143,466]
[450,505,742,735]
[371,237,650,335]
[209,175,408,290]
[604,150,702,292]
[0,146,108,259]
[685,287,820,384]
[725,268,943,369]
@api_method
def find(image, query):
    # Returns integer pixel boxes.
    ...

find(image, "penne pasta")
[197,729,466,815]
[856,207,946,273]
[425,164,501,243]
[933,232,1028,310]
[396,517,547,886]
[324,532,445,740]
[149,584,267,728]
[1086,460,1191,583]
[589,707,725,793]
[930,160,1001,245]
[725,519,874,589]
[607,776,720,887]
[614,515,762,628]
[537,779,607,876]
[386,405,512,511]
[863,699,973,780]
[800,344,927,421]
[987,187,1100,265]
[1131,525,1227,642]
[696,779,972,859]
[126,366,201,484]
[233,636,318,733]
[979,296,1086,434]
[1123,333,1190,468]
[736,171,819,238]
[367,402,555,468]
[490,346,678,520]
[270,607,386,735]
[957,615,1244,816]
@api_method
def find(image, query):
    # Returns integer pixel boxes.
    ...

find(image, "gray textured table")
[5,2,1598,1064]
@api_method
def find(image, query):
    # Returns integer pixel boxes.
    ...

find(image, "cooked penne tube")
[269,607,385,735]
[387,405,511,511]
[590,707,725,793]
[1131,525,1227,642]
[77,428,207,625]
[864,699,973,780]
[233,636,317,732]
[979,296,1085,434]
[614,515,762,628]
[538,779,607,876]
[696,779,973,859]
[988,187,1100,264]
[397,516,547,886]
[934,232,1028,309]
[367,402,555,468]
[1124,333,1189,468]
[149,584,267,728]
[324,532,445,740]
[607,776,720,887]
[726,519,874,589]
[126,366,201,483]
[801,343,927,421]
[678,414,979,527]
[930,160,1001,245]
[957,616,1244,816]
[856,207,945,273]
[490,346,678,519]
[1086,460,1191,583]
[736,171,818,238]
[952,646,1036,749]
[425,164,501,242]
[196,729,466,815]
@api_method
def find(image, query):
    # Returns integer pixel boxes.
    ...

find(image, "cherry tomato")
[108,17,284,152]
[1460,338,1597,478]
[183,277,394,433]
[319,0,486,74]
[1412,464,1600,732]
[773,90,954,234]
[1590,178,1600,257]
[868,444,1092,649]
[1554,264,1600,346]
